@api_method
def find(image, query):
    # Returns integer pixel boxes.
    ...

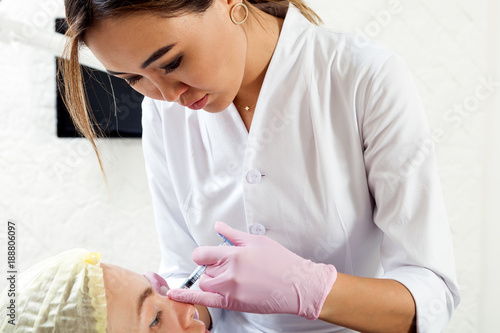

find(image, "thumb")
[167,289,226,309]
[214,221,252,246]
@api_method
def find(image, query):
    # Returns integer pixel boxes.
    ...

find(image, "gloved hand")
[167,221,337,320]
[144,271,200,321]
[144,271,170,296]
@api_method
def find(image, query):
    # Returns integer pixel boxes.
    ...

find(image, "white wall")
[1,0,499,331]
[0,0,159,275]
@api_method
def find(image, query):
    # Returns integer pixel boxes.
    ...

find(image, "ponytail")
[58,35,107,183]
[248,0,322,25]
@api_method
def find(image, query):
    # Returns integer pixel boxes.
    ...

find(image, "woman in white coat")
[61,0,460,332]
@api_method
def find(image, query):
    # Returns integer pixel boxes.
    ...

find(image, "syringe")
[179,233,233,289]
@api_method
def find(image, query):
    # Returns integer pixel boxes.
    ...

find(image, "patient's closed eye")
[150,310,162,328]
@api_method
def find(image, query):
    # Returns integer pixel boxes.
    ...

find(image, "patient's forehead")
[100,263,147,332]
[101,263,146,294]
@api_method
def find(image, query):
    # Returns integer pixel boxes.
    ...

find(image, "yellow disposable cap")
[0,249,107,332]
[86,252,102,265]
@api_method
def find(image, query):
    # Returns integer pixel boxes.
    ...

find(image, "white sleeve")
[141,97,223,328]
[361,55,460,332]
[141,97,194,286]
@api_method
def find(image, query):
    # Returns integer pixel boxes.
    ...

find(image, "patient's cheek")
[106,313,140,333]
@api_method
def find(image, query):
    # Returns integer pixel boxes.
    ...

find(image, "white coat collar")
[198,4,314,159]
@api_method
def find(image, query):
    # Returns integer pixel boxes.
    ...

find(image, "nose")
[141,76,189,103]
[172,301,197,324]
[157,80,189,103]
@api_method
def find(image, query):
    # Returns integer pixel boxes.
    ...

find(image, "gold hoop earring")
[230,3,249,25]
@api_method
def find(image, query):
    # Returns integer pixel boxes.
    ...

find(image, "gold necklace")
[234,97,257,111]
[243,103,257,111]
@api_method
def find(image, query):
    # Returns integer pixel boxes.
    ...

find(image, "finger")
[167,289,226,308]
[192,246,234,266]
[215,221,253,246]
[198,273,232,293]
[143,272,169,296]
[202,260,228,278]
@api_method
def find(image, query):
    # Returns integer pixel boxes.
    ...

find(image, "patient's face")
[101,263,209,333]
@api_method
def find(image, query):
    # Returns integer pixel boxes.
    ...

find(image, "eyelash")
[149,310,162,328]
[126,55,183,86]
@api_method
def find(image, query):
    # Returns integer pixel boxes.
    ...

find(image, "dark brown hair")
[59,0,322,178]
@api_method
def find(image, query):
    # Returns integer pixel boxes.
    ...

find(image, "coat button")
[245,169,262,184]
[249,223,266,235]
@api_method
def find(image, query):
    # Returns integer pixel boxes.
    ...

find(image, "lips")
[186,94,208,110]
[143,272,170,296]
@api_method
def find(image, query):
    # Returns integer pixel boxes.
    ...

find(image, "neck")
[235,7,284,106]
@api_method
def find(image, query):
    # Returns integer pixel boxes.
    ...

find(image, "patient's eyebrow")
[137,287,154,316]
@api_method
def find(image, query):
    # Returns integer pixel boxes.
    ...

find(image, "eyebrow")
[106,69,128,76]
[106,43,177,76]
[137,287,154,317]
[141,43,177,69]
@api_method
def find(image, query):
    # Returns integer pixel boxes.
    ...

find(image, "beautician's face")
[101,263,208,333]
[84,0,248,112]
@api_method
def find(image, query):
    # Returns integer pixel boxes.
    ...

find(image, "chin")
[203,108,226,114]
[202,100,232,113]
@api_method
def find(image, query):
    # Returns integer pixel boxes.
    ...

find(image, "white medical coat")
[141,4,460,333]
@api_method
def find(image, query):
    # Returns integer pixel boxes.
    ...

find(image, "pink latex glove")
[144,272,200,320]
[167,221,337,320]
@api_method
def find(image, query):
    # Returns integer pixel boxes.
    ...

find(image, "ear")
[214,0,244,10]
[224,0,243,6]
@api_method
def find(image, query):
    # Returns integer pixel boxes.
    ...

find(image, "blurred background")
[0,0,498,331]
